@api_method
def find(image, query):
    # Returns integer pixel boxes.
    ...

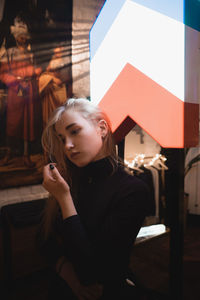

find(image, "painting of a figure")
[0,0,72,188]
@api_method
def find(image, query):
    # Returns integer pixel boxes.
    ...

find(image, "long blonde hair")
[41,98,117,238]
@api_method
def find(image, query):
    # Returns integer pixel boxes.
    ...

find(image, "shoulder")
[0,47,13,60]
[107,167,150,217]
[113,165,149,192]
[108,166,149,204]
[113,167,151,214]
[5,47,20,61]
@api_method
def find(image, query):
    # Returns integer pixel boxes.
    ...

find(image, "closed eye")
[70,128,81,135]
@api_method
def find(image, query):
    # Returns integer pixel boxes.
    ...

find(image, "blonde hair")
[41,98,117,238]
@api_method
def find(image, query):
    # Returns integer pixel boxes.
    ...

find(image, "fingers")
[42,163,70,197]
[49,163,54,170]
[43,163,57,183]
[42,164,62,192]
[48,163,60,179]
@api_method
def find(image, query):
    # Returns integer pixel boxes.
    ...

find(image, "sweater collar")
[79,156,115,182]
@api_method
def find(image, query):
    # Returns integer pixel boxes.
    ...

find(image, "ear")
[98,119,108,138]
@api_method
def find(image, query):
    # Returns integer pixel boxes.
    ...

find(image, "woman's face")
[55,110,106,167]
[16,34,29,48]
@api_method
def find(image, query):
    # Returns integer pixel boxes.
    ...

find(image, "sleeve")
[0,62,19,88]
[61,215,95,284]
[61,176,150,285]
[35,221,65,268]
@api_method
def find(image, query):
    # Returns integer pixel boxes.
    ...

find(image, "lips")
[70,152,80,159]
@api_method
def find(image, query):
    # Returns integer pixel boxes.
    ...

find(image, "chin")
[70,154,101,167]
[72,160,89,168]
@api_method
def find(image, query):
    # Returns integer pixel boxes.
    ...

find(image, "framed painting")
[0,0,73,188]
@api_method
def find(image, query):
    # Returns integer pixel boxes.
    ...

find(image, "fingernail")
[49,164,54,170]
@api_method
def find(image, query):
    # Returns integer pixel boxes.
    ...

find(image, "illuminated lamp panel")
[90,0,200,148]
[98,63,199,148]
[90,0,185,106]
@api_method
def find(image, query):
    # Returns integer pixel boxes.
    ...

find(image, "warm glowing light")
[90,0,199,148]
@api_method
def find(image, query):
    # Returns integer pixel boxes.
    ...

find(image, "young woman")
[39,98,150,300]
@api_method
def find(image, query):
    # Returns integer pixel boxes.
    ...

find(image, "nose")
[64,138,74,151]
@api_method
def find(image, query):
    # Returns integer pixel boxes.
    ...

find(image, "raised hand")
[43,163,70,200]
[43,163,77,219]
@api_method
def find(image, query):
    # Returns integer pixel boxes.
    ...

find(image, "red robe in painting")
[0,47,42,142]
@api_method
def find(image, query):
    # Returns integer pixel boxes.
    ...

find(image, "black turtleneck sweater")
[39,157,150,286]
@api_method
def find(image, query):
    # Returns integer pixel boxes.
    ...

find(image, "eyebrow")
[57,123,77,137]
[65,123,77,130]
